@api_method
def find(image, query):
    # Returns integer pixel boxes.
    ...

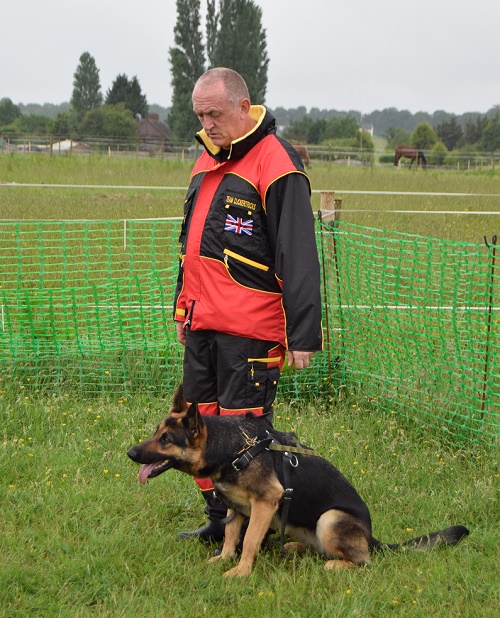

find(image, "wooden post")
[318,191,344,401]
[319,191,342,223]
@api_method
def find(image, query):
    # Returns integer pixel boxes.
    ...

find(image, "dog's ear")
[171,383,187,414]
[183,402,204,438]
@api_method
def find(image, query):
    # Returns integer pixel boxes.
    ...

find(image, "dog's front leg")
[208,510,244,563]
[223,500,277,578]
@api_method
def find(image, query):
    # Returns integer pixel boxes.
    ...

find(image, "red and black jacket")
[174,106,322,352]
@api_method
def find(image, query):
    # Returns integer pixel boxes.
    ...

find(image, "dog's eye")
[159,432,170,444]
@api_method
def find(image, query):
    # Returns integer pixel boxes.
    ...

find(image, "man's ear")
[240,97,251,116]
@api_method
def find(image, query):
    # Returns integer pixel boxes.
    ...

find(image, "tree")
[411,122,438,150]
[0,98,21,126]
[80,104,137,141]
[210,0,269,103]
[168,0,206,140]
[481,119,500,152]
[284,116,316,143]
[429,141,448,166]
[463,115,488,146]
[52,112,74,139]
[206,0,219,67]
[324,115,360,140]
[436,116,463,150]
[106,74,148,117]
[71,52,103,122]
[385,127,412,150]
[9,114,54,135]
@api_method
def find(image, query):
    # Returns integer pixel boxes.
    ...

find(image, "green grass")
[1,154,499,615]
[1,154,499,242]
[1,389,498,617]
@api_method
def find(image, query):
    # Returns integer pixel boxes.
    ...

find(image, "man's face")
[192,81,249,149]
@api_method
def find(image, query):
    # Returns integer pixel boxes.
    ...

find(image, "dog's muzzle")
[127,446,174,484]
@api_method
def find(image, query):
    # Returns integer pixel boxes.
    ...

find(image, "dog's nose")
[127,446,139,461]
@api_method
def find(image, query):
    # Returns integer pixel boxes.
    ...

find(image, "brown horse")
[293,144,311,167]
[394,145,427,169]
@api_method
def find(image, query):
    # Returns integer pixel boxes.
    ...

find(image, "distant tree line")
[280,106,500,156]
[282,114,375,160]
[0,51,150,143]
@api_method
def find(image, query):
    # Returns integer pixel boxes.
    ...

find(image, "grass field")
[1,154,499,242]
[1,154,499,616]
[1,390,498,617]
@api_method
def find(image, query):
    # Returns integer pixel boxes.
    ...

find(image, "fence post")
[319,191,342,223]
[319,192,344,399]
[481,235,497,417]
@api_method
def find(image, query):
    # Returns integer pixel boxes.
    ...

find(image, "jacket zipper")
[223,248,269,271]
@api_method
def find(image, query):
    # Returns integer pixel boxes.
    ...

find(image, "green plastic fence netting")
[0,219,498,444]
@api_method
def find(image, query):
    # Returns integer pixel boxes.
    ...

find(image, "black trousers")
[183,328,285,416]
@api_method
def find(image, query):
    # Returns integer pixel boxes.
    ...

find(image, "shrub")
[429,141,448,166]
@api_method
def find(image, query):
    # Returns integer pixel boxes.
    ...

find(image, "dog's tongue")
[138,463,157,484]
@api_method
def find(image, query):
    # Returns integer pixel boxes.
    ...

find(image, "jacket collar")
[195,105,276,163]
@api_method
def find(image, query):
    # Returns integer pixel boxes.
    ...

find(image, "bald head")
[192,67,255,149]
[194,68,250,107]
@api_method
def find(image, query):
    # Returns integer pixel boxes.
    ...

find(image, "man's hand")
[176,321,186,346]
[287,350,314,370]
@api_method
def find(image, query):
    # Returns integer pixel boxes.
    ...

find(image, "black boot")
[177,489,227,544]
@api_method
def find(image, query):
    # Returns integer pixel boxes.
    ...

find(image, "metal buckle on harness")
[283,487,294,500]
[232,451,251,471]
[283,452,299,468]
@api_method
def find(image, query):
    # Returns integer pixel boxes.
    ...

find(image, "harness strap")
[231,437,273,471]
[280,451,296,551]
[230,434,322,552]
[269,443,321,458]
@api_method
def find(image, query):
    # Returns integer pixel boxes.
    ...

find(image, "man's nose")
[201,116,214,131]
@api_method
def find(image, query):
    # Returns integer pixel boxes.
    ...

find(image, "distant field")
[0,154,499,242]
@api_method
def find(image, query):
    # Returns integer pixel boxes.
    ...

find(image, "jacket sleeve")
[265,172,323,351]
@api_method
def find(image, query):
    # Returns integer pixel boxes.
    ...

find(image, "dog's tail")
[370,524,469,553]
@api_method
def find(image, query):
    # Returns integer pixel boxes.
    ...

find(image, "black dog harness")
[231,431,321,550]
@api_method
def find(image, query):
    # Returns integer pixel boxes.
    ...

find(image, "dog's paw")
[209,550,236,564]
[208,555,222,564]
[283,541,307,554]
[324,559,357,570]
[223,564,252,578]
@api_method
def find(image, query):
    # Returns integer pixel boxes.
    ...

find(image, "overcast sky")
[1,0,499,115]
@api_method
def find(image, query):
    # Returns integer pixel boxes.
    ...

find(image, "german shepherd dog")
[127,385,469,578]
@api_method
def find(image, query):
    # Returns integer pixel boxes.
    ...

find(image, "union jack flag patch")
[224,214,253,236]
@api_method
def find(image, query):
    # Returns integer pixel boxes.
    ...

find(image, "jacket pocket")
[223,248,269,272]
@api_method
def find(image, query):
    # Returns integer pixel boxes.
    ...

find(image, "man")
[174,67,322,542]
